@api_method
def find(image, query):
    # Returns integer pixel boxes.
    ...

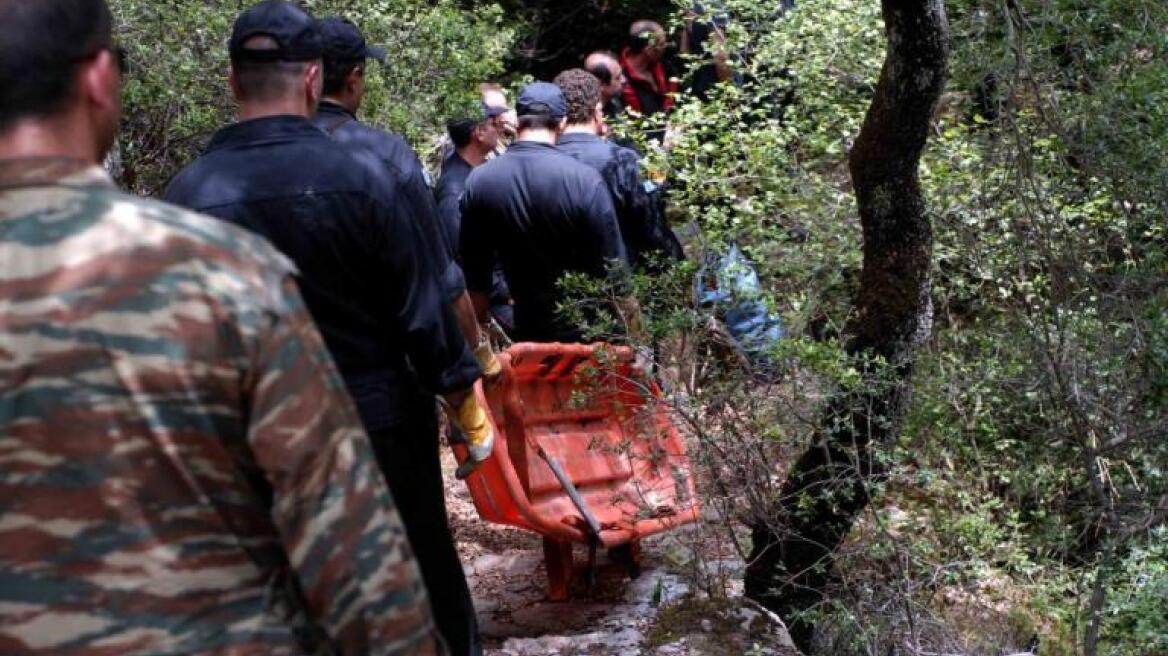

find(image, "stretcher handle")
[536,444,603,544]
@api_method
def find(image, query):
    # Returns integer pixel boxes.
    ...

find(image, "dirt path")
[440,448,795,655]
[442,446,684,655]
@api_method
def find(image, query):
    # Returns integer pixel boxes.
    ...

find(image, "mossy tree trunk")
[744,0,950,649]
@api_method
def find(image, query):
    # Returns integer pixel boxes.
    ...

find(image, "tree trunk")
[744,0,949,649]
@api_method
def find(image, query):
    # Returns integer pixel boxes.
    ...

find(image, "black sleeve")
[459,187,498,295]
[432,188,470,301]
[579,173,631,283]
[608,147,685,265]
[162,168,195,207]
[369,187,480,395]
[434,185,464,262]
[605,147,652,262]
[449,183,512,306]
[400,167,467,303]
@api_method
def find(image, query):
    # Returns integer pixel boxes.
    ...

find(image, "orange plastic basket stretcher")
[450,343,701,600]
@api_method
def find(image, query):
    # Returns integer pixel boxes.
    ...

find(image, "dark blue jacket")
[459,141,628,343]
[557,132,685,269]
[436,152,513,328]
[165,115,480,432]
[434,152,474,260]
[312,101,466,303]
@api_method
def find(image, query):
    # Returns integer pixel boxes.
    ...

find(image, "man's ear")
[79,49,123,161]
[347,65,364,96]
[305,62,322,107]
[79,49,121,114]
[228,65,244,102]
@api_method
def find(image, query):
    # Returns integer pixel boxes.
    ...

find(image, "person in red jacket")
[620,19,679,116]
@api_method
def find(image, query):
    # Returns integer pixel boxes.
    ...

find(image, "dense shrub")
[111,0,511,195]
[595,0,1166,653]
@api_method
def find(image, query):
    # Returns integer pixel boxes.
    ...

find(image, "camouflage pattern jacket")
[0,159,443,656]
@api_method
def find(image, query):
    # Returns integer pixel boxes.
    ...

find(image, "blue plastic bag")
[696,243,784,379]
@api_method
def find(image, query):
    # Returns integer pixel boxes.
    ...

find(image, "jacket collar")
[442,150,474,172]
[557,132,604,145]
[205,115,324,154]
[0,157,113,190]
[317,100,357,120]
[507,140,559,153]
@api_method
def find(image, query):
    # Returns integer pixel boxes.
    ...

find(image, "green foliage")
[102,0,1165,652]
[110,0,511,195]
[594,0,1168,653]
[326,0,512,144]
[626,0,884,338]
[1100,529,1168,655]
[906,0,1167,650]
[477,0,674,79]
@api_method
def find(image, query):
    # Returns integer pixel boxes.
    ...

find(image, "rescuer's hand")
[452,394,495,479]
[475,331,503,382]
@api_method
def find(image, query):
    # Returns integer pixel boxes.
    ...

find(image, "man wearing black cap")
[314,16,483,346]
[459,82,632,343]
[436,107,515,333]
[164,6,492,654]
[309,16,490,655]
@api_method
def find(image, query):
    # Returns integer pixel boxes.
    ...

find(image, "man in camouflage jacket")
[0,1,442,654]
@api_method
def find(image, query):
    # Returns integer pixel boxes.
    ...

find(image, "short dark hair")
[587,64,612,85]
[0,0,114,131]
[554,69,601,126]
[518,114,562,132]
[322,58,362,96]
[447,118,478,149]
[232,36,313,102]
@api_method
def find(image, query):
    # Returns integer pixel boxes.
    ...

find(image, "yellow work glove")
[451,394,495,479]
[475,335,502,382]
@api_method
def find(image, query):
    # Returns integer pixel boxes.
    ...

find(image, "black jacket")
[165,115,480,432]
[312,101,466,303]
[557,132,684,269]
[434,152,474,258]
[603,96,626,120]
[435,153,513,320]
[459,141,628,343]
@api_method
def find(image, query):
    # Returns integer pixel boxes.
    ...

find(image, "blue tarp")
[696,244,784,379]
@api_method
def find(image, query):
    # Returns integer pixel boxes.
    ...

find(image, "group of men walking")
[0,0,684,654]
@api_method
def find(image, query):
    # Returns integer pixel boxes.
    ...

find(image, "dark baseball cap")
[448,104,508,141]
[481,103,509,119]
[516,82,567,119]
[229,0,323,63]
[318,16,386,64]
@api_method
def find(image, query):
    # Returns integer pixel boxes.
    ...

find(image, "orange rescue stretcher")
[450,343,700,600]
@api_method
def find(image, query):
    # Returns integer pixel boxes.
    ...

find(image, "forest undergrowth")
[110,0,1166,654]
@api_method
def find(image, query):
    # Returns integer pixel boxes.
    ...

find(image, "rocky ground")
[440,448,799,656]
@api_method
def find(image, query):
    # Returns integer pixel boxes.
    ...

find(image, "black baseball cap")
[481,103,509,119]
[448,103,508,142]
[516,82,567,119]
[318,16,386,64]
[229,0,323,63]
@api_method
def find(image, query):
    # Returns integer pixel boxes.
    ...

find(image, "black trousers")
[369,408,481,656]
